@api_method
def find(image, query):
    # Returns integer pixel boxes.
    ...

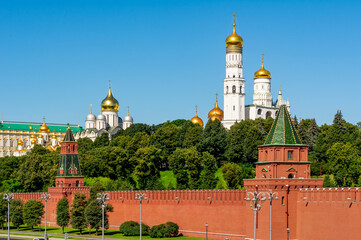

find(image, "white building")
[220,15,290,129]
[75,85,134,141]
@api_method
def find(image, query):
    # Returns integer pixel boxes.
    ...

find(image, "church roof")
[63,126,76,142]
[0,121,83,133]
[263,105,303,145]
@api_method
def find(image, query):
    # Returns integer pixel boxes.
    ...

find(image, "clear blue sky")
[1,0,360,126]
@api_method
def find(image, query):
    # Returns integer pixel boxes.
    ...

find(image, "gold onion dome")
[31,139,37,144]
[208,97,224,121]
[190,106,204,127]
[30,134,37,139]
[38,134,44,138]
[225,15,243,47]
[51,135,57,139]
[39,120,50,133]
[101,86,119,111]
[254,54,271,79]
[17,140,24,146]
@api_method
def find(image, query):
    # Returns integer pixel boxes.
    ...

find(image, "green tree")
[23,200,44,231]
[226,120,253,164]
[327,142,361,187]
[123,123,152,137]
[307,118,320,152]
[127,132,150,154]
[168,148,189,189]
[133,147,163,190]
[151,122,180,169]
[200,152,218,189]
[243,126,263,164]
[56,198,70,234]
[70,193,87,234]
[222,163,243,189]
[199,119,228,166]
[182,124,203,148]
[0,194,6,230]
[77,137,94,154]
[10,199,24,230]
[184,148,201,189]
[93,132,110,148]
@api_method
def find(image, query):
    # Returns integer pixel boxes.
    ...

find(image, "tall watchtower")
[55,125,84,188]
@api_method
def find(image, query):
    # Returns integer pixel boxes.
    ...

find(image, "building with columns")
[0,119,83,157]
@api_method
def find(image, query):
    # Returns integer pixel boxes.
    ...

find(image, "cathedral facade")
[74,85,133,141]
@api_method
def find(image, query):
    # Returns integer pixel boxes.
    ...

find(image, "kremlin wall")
[11,105,361,240]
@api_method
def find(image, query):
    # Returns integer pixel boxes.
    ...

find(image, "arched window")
[240,86,242,94]
[257,109,262,115]
[76,180,79,187]
[266,111,272,119]
[263,174,267,178]
[288,173,295,179]
[226,86,229,93]
[232,85,236,93]
[233,106,235,111]
[233,75,235,78]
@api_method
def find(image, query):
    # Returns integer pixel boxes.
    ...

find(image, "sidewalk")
[0,231,126,240]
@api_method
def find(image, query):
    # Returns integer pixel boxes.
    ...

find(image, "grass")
[160,171,176,189]
[1,225,207,240]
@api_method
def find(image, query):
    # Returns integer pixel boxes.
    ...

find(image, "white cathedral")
[192,16,290,129]
[74,85,133,141]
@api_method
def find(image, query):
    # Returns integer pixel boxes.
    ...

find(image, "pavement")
[0,231,126,240]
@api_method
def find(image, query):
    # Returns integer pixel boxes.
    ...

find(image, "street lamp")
[135,193,147,240]
[263,191,278,240]
[245,191,267,240]
[96,193,109,240]
[3,193,14,240]
[40,193,51,240]
[205,223,208,240]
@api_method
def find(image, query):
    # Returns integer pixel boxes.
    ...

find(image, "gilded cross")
[232,13,236,24]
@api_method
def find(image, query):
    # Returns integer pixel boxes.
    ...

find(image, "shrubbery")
[119,221,150,236]
[150,222,179,238]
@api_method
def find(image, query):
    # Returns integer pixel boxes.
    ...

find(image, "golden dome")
[190,106,204,127]
[17,140,24,146]
[30,134,37,139]
[208,97,224,121]
[31,139,37,145]
[38,134,44,138]
[51,135,57,139]
[254,54,271,79]
[39,120,50,133]
[101,86,119,111]
[225,15,243,47]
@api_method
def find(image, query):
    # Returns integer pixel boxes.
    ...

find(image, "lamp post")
[245,190,267,240]
[263,191,278,240]
[205,223,208,240]
[3,193,14,240]
[135,193,147,240]
[40,193,51,240]
[96,193,109,240]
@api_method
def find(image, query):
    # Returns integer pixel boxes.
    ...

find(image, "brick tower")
[244,105,323,240]
[55,125,84,188]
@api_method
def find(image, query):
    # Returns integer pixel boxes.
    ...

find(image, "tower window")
[226,86,229,93]
[232,85,236,93]
[288,150,293,160]
[240,86,242,93]
[233,106,235,111]
[257,109,262,115]
[233,75,235,78]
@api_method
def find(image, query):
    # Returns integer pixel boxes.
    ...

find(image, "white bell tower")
[222,14,245,129]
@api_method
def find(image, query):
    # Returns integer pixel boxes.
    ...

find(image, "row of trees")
[0,183,112,235]
[0,110,360,191]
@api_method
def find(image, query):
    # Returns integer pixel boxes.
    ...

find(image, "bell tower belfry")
[222,14,246,129]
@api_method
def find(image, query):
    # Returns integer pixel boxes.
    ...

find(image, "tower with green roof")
[55,126,84,188]
[256,105,311,179]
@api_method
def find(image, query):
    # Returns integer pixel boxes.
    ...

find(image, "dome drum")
[226,46,243,54]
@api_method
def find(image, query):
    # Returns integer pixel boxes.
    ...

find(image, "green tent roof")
[263,105,303,145]
[0,121,83,133]
[63,126,76,142]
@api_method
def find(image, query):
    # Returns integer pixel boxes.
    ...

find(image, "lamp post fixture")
[245,190,267,240]
[263,191,279,240]
[135,193,147,240]
[40,193,51,240]
[205,223,208,240]
[96,193,109,240]
[3,193,14,240]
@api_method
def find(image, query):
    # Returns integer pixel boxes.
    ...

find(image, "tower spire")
[261,53,264,67]
[232,13,236,31]
[195,105,198,116]
[127,106,130,116]
[109,80,111,89]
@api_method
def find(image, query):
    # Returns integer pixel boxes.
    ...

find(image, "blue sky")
[0,0,360,126]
